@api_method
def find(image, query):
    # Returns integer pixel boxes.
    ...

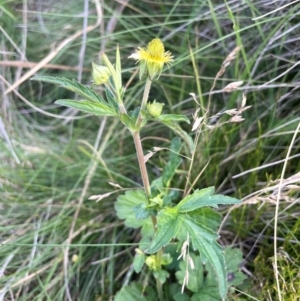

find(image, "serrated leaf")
[157,114,190,124]
[176,253,204,293]
[162,137,182,187]
[159,120,194,153]
[115,190,151,229]
[189,208,222,232]
[146,208,180,254]
[55,99,117,116]
[193,240,226,297]
[179,216,227,298]
[114,282,155,301]
[33,76,107,104]
[179,215,219,242]
[177,187,215,213]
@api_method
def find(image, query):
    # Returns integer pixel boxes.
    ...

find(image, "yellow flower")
[129,38,173,80]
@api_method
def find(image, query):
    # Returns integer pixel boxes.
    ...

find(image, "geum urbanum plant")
[34,38,247,301]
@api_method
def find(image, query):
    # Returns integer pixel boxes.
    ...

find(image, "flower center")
[147,38,165,58]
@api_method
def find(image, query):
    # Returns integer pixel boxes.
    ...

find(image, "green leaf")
[174,293,191,301]
[157,114,190,124]
[179,215,219,242]
[169,284,191,301]
[179,216,227,298]
[105,86,119,112]
[132,203,151,220]
[120,113,138,131]
[114,282,155,301]
[133,252,145,273]
[205,194,241,206]
[145,208,180,254]
[193,241,226,297]
[153,269,170,284]
[55,99,117,116]
[177,187,215,213]
[176,253,204,293]
[177,188,241,213]
[115,190,152,229]
[189,208,222,233]
[191,289,220,301]
[224,248,247,286]
[176,248,246,300]
[163,190,179,206]
[162,137,182,187]
[33,76,107,104]
[157,119,194,153]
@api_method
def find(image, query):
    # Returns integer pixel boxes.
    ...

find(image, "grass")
[1,0,300,300]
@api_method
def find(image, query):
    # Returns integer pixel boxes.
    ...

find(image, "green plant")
[34,38,246,300]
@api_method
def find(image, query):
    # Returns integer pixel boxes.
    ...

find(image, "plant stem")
[136,77,152,127]
[132,77,165,301]
[132,131,151,199]
[132,130,157,227]
[156,249,164,301]
[156,277,164,301]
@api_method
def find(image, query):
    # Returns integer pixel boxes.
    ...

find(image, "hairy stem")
[132,131,151,199]
[136,77,152,127]
[132,77,165,301]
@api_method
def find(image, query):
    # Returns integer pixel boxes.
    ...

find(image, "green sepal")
[139,60,147,80]
[55,99,117,116]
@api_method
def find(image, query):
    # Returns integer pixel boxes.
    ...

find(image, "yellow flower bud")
[92,63,111,85]
[147,101,164,118]
[145,255,158,271]
[72,254,79,263]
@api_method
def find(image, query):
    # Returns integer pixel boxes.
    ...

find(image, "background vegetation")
[1,0,299,300]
